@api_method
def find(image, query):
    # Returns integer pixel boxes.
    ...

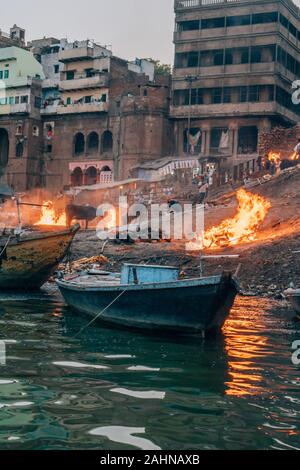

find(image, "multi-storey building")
[36,39,170,189]
[0,36,172,191]
[0,25,26,49]
[171,0,300,181]
[0,47,44,189]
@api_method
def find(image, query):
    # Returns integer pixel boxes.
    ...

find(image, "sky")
[1,0,175,64]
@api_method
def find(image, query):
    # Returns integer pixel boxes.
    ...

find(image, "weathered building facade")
[0,35,172,191]
[0,47,44,190]
[171,0,300,181]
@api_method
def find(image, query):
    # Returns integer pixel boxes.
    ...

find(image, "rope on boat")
[73,288,128,338]
[0,234,12,258]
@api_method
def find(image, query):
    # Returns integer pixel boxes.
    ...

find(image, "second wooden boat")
[0,224,80,290]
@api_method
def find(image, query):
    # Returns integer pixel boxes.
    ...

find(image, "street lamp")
[185,75,199,154]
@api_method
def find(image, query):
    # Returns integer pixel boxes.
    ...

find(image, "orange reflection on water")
[223,299,276,397]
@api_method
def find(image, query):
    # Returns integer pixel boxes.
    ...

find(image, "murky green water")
[0,290,299,450]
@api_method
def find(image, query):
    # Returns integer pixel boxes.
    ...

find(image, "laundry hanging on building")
[219,130,229,150]
[187,130,201,154]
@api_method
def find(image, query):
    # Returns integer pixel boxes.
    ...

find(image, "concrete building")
[0,25,26,49]
[171,0,300,181]
[35,39,170,190]
[0,47,45,190]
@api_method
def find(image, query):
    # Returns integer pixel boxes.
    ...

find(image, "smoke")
[0,188,70,230]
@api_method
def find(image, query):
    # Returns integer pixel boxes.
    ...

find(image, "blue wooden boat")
[56,264,239,335]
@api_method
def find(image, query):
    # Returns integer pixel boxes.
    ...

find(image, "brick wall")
[259,124,300,157]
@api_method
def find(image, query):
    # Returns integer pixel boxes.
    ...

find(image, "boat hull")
[57,274,238,334]
[0,225,79,290]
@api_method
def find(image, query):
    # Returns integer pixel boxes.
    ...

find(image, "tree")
[148,59,172,77]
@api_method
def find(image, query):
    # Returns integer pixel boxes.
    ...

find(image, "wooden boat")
[283,288,300,319]
[0,224,80,290]
[56,264,239,335]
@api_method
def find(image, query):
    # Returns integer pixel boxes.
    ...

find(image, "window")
[289,22,297,37]
[84,96,92,104]
[34,97,42,109]
[227,15,250,27]
[21,95,28,104]
[239,87,248,102]
[223,88,231,103]
[33,126,39,137]
[54,64,59,74]
[183,128,202,154]
[251,47,262,63]
[87,132,99,152]
[280,14,288,29]
[102,130,113,153]
[66,97,72,105]
[249,86,260,102]
[202,17,225,29]
[16,142,24,158]
[238,126,258,154]
[213,50,224,66]
[66,71,75,80]
[211,128,229,150]
[8,97,14,105]
[74,133,85,156]
[0,71,2,79]
[212,88,222,104]
[4,70,9,79]
[187,51,199,68]
[15,96,20,104]
[252,12,278,24]
[178,20,199,31]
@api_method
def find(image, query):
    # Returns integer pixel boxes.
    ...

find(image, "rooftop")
[174,0,300,16]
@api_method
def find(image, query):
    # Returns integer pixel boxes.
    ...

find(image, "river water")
[0,290,299,450]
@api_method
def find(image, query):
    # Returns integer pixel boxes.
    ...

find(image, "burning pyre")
[188,189,271,251]
[34,201,67,227]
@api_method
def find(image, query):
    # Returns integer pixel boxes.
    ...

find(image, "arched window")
[71,167,83,186]
[0,128,9,167]
[74,133,85,156]
[85,166,97,185]
[100,165,113,183]
[16,142,24,158]
[87,132,99,152]
[102,130,113,153]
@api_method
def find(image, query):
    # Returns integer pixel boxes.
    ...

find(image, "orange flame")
[268,151,281,163]
[188,189,271,250]
[34,201,67,226]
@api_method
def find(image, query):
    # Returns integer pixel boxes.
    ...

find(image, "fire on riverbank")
[187,189,271,251]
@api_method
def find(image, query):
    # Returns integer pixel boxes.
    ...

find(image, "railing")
[176,0,242,7]
[175,0,300,15]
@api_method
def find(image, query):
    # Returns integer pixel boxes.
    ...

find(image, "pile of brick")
[258,124,300,157]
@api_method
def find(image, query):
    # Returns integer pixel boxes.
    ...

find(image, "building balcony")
[174,23,279,42]
[59,74,109,91]
[42,78,59,89]
[169,102,298,123]
[40,104,58,115]
[175,0,299,15]
[58,47,94,63]
[56,101,109,114]
[0,103,31,115]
